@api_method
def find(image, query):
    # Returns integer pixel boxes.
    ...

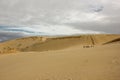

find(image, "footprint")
[112,58,120,65]
[67,78,73,80]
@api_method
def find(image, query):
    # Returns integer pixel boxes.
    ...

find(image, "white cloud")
[60,10,105,23]
[30,24,102,35]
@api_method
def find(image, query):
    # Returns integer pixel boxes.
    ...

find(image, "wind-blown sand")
[0,34,120,80]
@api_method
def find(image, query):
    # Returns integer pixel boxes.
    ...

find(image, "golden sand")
[0,34,120,80]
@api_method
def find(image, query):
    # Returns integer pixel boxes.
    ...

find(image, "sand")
[0,34,120,80]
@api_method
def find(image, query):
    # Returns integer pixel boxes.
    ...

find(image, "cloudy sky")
[0,0,120,41]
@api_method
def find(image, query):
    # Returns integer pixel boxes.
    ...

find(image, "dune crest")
[0,34,120,54]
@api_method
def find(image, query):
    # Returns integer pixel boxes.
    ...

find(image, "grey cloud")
[90,5,104,12]
[0,0,103,25]
[0,31,26,42]
[66,22,120,34]
[0,0,119,25]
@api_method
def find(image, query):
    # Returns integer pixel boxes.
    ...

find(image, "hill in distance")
[0,34,120,54]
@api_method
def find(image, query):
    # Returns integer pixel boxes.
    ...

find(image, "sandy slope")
[0,34,120,80]
[0,34,120,53]
[0,44,120,80]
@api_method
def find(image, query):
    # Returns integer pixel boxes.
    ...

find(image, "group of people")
[83,45,94,48]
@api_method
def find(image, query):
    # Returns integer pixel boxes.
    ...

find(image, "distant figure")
[83,45,94,48]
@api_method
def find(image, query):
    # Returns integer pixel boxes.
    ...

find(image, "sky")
[0,0,120,42]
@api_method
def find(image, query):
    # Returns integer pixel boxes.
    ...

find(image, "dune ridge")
[0,34,120,54]
[103,38,120,44]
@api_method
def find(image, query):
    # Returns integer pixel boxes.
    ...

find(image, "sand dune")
[0,34,120,80]
[0,34,120,53]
